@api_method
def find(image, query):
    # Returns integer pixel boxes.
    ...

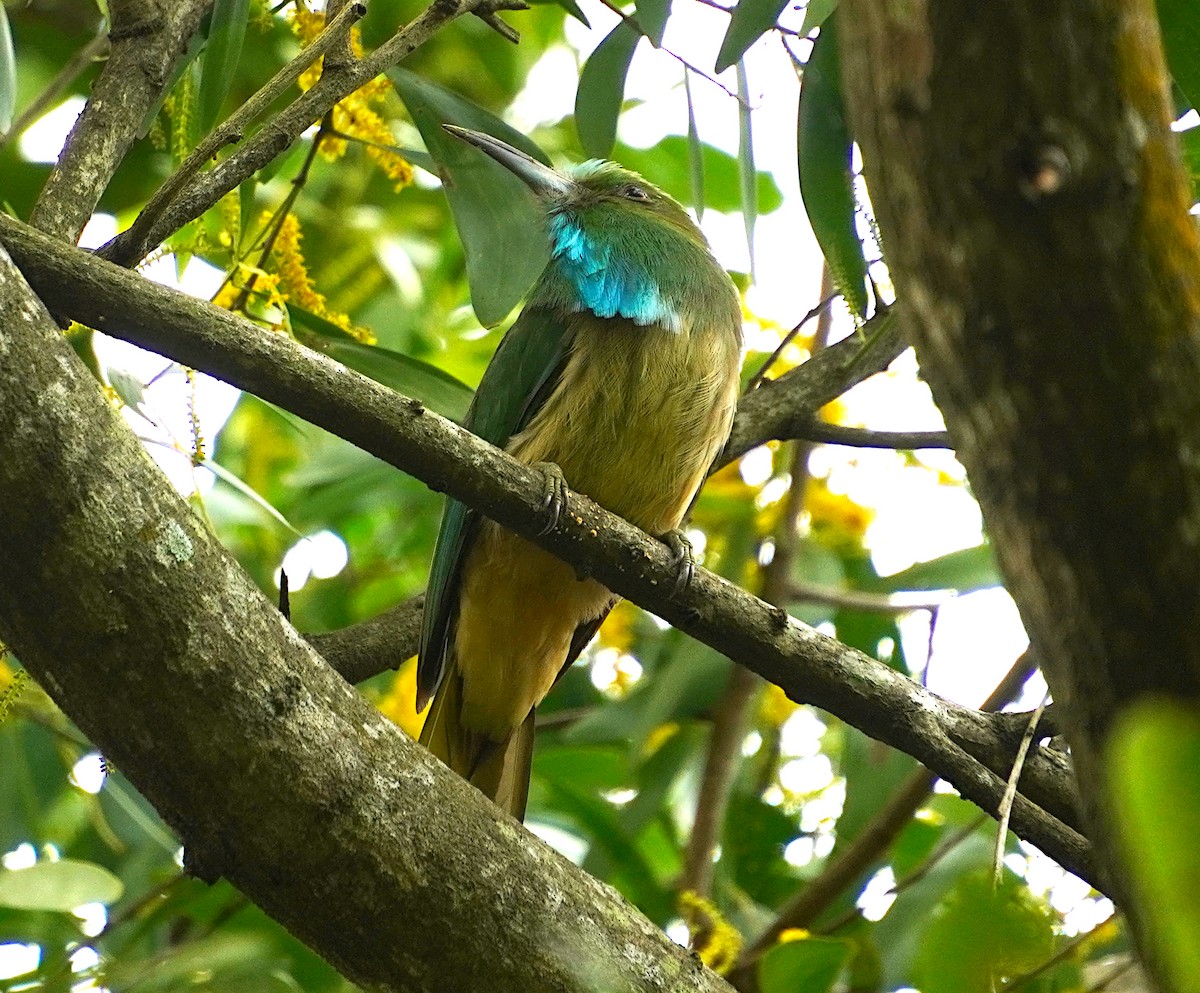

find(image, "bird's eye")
[621,183,651,202]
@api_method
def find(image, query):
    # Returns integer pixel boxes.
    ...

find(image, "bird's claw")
[659,528,695,595]
[531,461,569,536]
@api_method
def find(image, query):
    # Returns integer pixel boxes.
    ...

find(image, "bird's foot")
[657,528,695,595]
[531,461,569,535]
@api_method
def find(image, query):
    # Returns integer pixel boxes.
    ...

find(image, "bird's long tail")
[418,672,535,820]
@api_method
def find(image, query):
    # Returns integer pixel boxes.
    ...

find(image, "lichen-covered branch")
[1,214,1094,887]
[0,238,736,993]
[29,0,214,242]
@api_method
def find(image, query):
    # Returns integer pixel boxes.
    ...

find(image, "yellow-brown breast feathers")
[422,312,740,818]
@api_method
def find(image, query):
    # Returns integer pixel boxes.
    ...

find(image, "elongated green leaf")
[798,13,869,314]
[1158,0,1200,111]
[683,71,705,223]
[799,0,838,35]
[576,23,640,159]
[1110,702,1200,991]
[389,68,551,326]
[198,0,250,131]
[291,306,474,422]
[759,936,853,993]
[715,0,789,73]
[636,0,672,46]
[527,0,591,25]
[737,60,757,279]
[614,136,783,213]
[0,6,15,134]
[872,542,1000,594]
[203,457,301,534]
[0,859,123,911]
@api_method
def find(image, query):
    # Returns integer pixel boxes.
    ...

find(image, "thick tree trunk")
[838,0,1200,986]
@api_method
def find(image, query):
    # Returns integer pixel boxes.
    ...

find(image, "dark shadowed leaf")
[715,0,789,73]
[198,0,250,131]
[576,22,640,158]
[389,68,551,326]
[798,13,869,314]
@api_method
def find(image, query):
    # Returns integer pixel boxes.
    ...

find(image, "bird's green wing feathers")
[418,307,574,702]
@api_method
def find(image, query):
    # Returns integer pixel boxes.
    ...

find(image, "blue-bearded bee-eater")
[417,125,743,819]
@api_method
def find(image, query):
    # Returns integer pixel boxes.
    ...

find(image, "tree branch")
[29,0,214,242]
[0,238,735,993]
[0,214,1096,888]
[839,0,1200,983]
[99,0,528,267]
[108,0,367,262]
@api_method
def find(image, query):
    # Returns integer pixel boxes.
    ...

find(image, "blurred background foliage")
[5,0,1197,989]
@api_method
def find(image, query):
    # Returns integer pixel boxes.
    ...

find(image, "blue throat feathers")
[545,212,684,333]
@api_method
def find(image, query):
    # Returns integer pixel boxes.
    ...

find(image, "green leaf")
[0,6,15,134]
[871,542,1000,594]
[758,936,853,993]
[1158,0,1200,111]
[737,60,758,280]
[911,871,1055,993]
[798,13,869,315]
[715,0,789,73]
[527,0,591,25]
[203,457,301,535]
[636,0,672,46]
[198,0,250,131]
[389,68,551,327]
[1109,701,1200,990]
[576,23,641,158]
[614,136,784,214]
[291,306,474,422]
[0,859,124,911]
[683,71,705,223]
[799,0,838,35]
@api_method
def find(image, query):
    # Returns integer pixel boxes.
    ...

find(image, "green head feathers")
[444,125,735,333]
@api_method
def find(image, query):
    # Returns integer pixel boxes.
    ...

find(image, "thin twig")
[102,0,527,266]
[746,292,839,391]
[591,0,743,102]
[792,421,952,450]
[993,690,1051,886]
[0,30,108,152]
[788,581,949,614]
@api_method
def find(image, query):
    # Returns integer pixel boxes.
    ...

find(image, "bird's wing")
[417,307,574,706]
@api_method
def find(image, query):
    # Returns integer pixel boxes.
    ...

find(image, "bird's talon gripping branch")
[659,528,695,595]
[532,461,569,535]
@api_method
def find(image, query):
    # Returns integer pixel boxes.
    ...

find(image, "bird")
[417,125,743,819]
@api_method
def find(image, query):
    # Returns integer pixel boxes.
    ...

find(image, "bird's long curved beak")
[443,125,576,200]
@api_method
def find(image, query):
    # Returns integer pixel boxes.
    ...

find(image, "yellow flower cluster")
[678,890,742,975]
[271,212,375,344]
[290,8,413,189]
